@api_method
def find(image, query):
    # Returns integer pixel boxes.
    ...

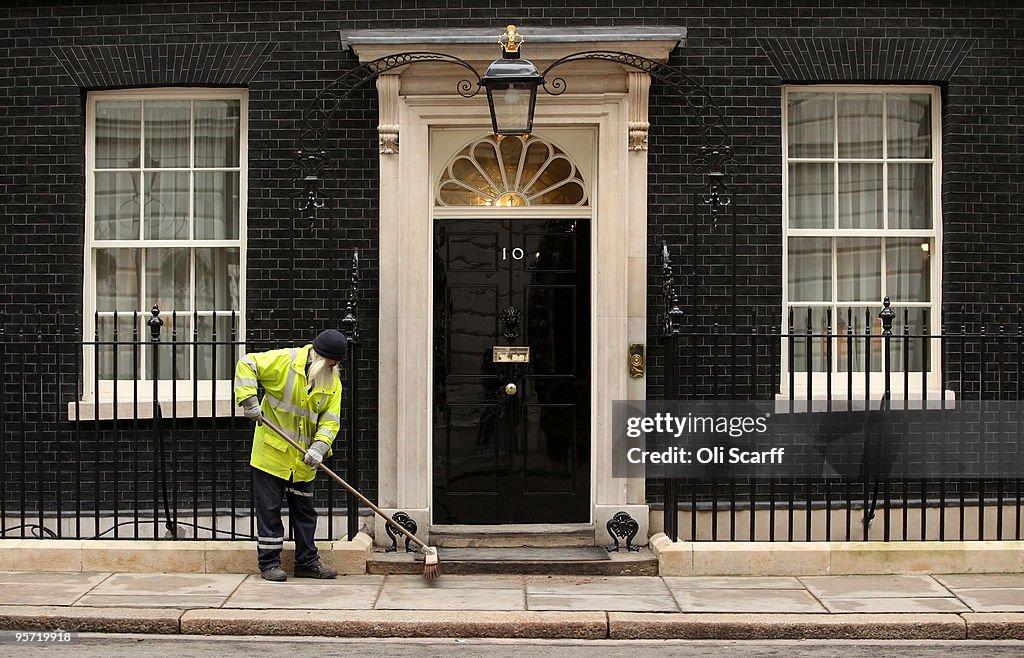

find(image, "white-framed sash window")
[81,88,247,414]
[782,85,941,396]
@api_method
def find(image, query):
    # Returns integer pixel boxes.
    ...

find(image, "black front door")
[433,218,591,524]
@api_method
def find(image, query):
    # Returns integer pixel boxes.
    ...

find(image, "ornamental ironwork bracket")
[541,51,737,226]
[384,511,419,553]
[295,53,483,219]
[295,48,736,232]
[293,45,738,328]
[605,510,641,552]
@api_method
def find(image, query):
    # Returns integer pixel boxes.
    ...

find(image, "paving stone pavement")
[0,570,1021,614]
[1,570,1024,639]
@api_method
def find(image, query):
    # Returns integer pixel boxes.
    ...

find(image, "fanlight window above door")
[435,135,589,207]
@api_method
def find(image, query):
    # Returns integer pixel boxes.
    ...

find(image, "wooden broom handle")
[260,416,428,551]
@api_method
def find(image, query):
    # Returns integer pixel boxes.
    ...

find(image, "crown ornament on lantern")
[498,24,524,55]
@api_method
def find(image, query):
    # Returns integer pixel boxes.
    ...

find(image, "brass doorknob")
[504,382,518,396]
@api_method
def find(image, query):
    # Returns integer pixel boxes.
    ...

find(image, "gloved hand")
[240,396,263,423]
[303,440,329,467]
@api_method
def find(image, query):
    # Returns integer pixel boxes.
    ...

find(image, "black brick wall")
[1,1,1022,516]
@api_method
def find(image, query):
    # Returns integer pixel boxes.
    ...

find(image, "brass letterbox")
[492,346,530,363]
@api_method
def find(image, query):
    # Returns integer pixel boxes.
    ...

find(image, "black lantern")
[480,25,544,136]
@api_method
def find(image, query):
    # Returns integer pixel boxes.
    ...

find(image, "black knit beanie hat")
[312,329,347,361]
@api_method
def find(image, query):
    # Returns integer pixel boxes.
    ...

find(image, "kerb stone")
[963,613,1024,640]
[0,605,182,634]
[608,612,966,640]
[181,609,608,638]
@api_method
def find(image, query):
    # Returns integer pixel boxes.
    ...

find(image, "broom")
[259,416,441,579]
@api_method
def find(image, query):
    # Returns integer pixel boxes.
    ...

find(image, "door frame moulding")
[349,34,670,545]
[373,91,649,546]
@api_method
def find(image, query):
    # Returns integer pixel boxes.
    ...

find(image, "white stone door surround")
[342,27,685,545]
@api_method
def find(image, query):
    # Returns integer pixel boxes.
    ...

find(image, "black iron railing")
[658,305,1024,542]
[0,311,364,544]
[0,308,364,542]
[659,319,1024,540]
[658,237,1024,542]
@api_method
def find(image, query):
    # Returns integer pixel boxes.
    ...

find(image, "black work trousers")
[252,467,319,571]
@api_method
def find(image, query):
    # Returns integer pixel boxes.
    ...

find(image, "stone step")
[366,546,658,576]
[427,523,596,548]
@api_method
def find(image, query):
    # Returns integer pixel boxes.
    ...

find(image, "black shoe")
[294,563,338,579]
[260,566,288,582]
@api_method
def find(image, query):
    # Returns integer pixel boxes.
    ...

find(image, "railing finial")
[148,304,163,340]
[879,297,895,337]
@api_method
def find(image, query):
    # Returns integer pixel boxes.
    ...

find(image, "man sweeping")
[234,329,347,582]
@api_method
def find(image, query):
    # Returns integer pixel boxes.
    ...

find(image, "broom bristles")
[422,546,441,580]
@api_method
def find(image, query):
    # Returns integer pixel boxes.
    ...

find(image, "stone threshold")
[2,607,1024,639]
[428,523,596,548]
[649,533,1024,576]
[367,546,658,576]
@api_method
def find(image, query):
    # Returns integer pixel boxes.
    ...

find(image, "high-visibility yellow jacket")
[233,345,342,482]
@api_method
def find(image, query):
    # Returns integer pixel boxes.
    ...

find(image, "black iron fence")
[7,260,1022,545]
[657,302,1024,542]
[0,306,364,542]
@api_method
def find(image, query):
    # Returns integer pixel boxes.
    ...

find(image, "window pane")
[497,136,524,185]
[195,248,240,311]
[95,249,140,312]
[94,172,140,240]
[96,315,138,380]
[887,238,932,303]
[194,171,240,239]
[788,163,833,229]
[523,140,551,183]
[144,100,189,168]
[788,237,831,302]
[144,171,189,239]
[145,248,190,313]
[838,93,882,158]
[471,141,503,189]
[838,163,882,229]
[526,156,572,196]
[195,314,238,380]
[489,82,533,136]
[438,181,487,206]
[837,238,881,303]
[194,100,240,168]
[836,307,884,373]
[535,182,585,205]
[789,306,830,373]
[888,308,931,373]
[787,92,833,158]
[95,101,140,169]
[887,94,932,159]
[451,157,496,197]
[888,163,932,229]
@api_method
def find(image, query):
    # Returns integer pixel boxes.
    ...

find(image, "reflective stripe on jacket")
[234,345,342,482]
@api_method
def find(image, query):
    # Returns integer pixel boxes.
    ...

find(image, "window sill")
[67,395,238,422]
[774,388,956,413]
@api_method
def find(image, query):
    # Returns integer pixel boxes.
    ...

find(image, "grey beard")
[307,353,338,392]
